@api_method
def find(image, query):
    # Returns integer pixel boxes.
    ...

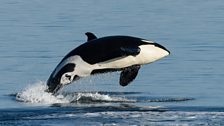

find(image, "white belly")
[96,44,169,69]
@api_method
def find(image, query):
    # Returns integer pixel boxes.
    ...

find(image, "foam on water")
[16,81,69,104]
[15,81,131,105]
[73,92,134,103]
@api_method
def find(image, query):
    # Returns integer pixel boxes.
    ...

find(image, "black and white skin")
[46,32,170,94]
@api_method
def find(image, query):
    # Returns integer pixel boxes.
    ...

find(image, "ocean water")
[1,0,224,125]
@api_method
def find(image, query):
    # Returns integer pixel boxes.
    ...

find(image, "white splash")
[74,92,130,103]
[15,81,132,105]
[16,81,69,104]
[77,92,114,101]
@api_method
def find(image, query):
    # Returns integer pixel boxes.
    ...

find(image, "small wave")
[15,81,194,106]
[15,81,134,105]
[71,92,135,103]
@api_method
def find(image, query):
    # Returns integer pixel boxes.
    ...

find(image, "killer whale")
[46,32,170,94]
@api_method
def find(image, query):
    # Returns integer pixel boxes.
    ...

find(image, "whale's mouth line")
[141,40,170,54]
[153,43,170,54]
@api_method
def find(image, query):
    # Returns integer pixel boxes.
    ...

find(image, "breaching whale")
[46,32,170,94]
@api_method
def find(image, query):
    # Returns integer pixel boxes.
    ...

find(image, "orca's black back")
[62,36,147,64]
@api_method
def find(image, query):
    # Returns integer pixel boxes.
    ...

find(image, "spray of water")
[16,81,69,104]
[15,80,131,105]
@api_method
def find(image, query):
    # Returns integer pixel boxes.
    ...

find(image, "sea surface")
[1,0,224,125]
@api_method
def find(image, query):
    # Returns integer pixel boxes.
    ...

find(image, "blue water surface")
[0,0,224,125]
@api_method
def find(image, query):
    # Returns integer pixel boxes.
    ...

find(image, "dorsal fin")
[85,32,97,41]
